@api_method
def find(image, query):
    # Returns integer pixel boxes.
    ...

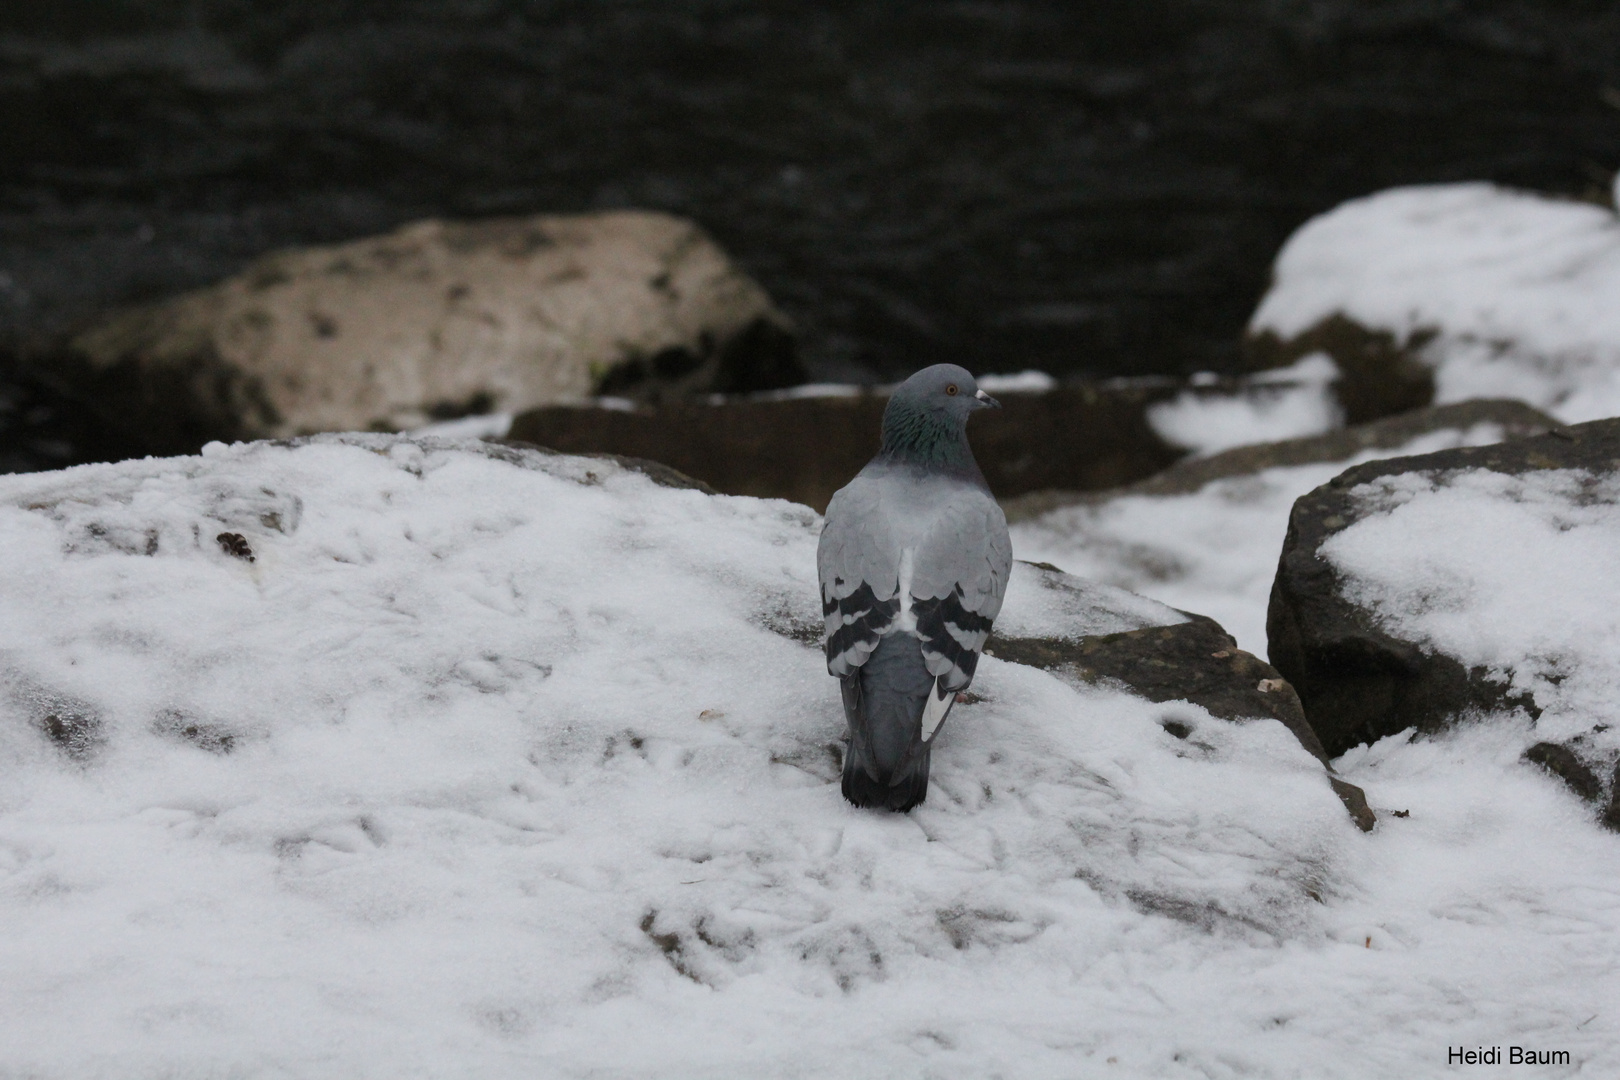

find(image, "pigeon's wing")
[817,474,903,678]
[909,485,1013,739]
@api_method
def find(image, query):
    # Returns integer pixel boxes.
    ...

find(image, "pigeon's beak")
[974,389,1000,409]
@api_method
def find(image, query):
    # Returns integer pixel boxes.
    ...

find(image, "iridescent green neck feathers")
[879,397,976,474]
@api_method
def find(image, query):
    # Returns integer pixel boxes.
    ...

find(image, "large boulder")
[509,382,1187,511]
[1268,417,1620,826]
[27,211,800,458]
[1246,183,1620,424]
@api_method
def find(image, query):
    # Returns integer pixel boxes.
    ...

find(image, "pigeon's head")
[879,364,998,469]
[890,364,1000,423]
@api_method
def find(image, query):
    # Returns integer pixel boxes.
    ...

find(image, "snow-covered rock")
[0,435,1375,1078]
[993,585,1374,832]
[1269,416,1620,827]
[1249,183,1620,423]
[1006,401,1550,656]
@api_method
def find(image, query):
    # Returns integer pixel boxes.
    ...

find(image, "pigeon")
[817,364,1012,811]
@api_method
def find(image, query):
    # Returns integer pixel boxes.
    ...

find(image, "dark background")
[4,0,1620,469]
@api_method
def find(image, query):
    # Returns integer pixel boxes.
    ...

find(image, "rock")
[0,669,104,762]
[1521,738,1620,826]
[1246,183,1620,424]
[1244,314,1435,426]
[1127,399,1558,496]
[28,211,800,458]
[1268,416,1620,827]
[10,5,1620,430]
[1522,742,1603,803]
[0,432,1393,1043]
[509,382,1185,512]
[1005,398,1558,522]
[484,441,718,497]
[1607,765,1620,832]
[994,561,1374,831]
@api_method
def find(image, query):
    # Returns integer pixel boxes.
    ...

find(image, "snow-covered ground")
[1009,421,1518,657]
[4,434,1615,1077]
[1251,182,1620,423]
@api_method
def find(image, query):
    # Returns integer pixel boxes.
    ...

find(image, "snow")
[1324,465,1620,749]
[411,411,515,439]
[17,164,1620,1072]
[3,431,1619,1076]
[992,560,1187,641]
[1010,423,1515,657]
[720,372,1057,403]
[716,382,867,403]
[1250,182,1620,422]
[1147,353,1343,456]
[1001,426,1620,1074]
[977,370,1057,394]
[0,435,1354,1077]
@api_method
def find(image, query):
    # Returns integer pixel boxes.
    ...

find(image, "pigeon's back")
[818,460,1010,810]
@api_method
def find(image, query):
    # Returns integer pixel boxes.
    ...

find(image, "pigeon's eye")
[945,384,959,396]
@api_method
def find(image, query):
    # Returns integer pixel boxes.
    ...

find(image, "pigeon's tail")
[843,736,931,811]
[839,632,948,812]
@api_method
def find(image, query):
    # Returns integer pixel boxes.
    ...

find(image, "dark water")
[3,1,1620,469]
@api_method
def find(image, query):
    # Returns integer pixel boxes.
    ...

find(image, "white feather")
[920,680,953,742]
[895,547,917,632]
